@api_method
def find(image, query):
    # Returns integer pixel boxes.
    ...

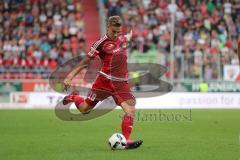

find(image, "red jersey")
[87,35,128,81]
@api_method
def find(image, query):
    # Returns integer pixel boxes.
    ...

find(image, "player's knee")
[125,99,136,106]
[122,100,136,116]
[127,106,135,116]
[80,107,92,114]
[78,103,92,114]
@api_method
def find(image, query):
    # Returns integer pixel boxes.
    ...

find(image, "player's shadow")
[55,96,117,121]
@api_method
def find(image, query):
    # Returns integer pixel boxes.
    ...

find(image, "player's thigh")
[85,88,112,107]
[112,81,134,105]
[86,76,113,107]
[112,91,136,115]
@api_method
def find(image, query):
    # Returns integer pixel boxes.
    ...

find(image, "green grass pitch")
[0,109,239,160]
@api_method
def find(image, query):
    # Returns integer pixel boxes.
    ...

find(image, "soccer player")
[63,16,143,149]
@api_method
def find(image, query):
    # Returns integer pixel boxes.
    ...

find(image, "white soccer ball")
[108,133,127,150]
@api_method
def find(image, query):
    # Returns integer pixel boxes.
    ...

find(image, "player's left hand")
[125,30,132,42]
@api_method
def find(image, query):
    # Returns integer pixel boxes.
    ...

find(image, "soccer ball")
[108,133,127,150]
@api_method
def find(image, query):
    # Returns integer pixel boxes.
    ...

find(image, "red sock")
[121,114,134,141]
[73,96,84,110]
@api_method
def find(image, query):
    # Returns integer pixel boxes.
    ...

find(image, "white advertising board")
[3,92,240,109]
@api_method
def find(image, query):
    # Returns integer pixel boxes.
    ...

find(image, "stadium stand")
[103,0,240,80]
[0,0,86,79]
[0,0,239,81]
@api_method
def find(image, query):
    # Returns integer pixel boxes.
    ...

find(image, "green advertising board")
[175,82,240,92]
[0,81,22,95]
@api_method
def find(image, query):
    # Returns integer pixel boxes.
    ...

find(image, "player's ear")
[106,20,111,28]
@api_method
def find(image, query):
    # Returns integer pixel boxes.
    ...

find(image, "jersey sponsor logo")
[103,42,126,54]
[112,47,122,53]
[103,42,117,52]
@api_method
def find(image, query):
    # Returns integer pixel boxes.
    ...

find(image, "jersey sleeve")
[87,35,107,59]
[87,42,101,59]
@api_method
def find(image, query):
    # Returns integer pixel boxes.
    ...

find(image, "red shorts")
[85,75,135,106]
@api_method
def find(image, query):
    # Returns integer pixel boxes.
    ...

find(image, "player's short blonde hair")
[107,16,122,27]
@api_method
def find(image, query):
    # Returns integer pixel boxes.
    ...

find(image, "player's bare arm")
[64,56,90,89]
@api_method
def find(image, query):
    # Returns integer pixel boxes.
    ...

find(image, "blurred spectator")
[103,0,240,80]
[1,0,239,81]
[0,0,86,79]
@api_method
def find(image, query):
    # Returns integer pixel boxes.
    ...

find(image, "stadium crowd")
[0,0,239,80]
[104,0,240,80]
[0,0,86,79]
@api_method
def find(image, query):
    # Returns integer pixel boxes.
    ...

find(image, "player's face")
[107,25,121,40]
